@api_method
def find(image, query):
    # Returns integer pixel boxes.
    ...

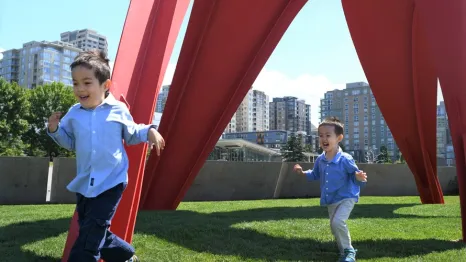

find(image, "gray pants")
[327,198,356,254]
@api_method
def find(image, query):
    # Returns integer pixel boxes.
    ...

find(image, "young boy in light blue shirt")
[47,50,164,262]
[294,117,367,262]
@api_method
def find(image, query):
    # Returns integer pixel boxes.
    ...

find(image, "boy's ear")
[104,79,112,91]
[338,134,344,142]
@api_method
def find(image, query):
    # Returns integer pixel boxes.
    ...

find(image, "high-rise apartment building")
[0,49,21,83]
[155,85,170,113]
[235,89,269,132]
[436,101,448,159]
[224,89,269,133]
[269,96,310,134]
[320,82,399,162]
[61,29,108,54]
[0,41,81,88]
[437,101,455,165]
[224,112,237,133]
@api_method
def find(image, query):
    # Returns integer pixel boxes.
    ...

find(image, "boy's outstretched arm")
[343,155,367,186]
[47,111,75,151]
[294,156,321,181]
[120,105,164,155]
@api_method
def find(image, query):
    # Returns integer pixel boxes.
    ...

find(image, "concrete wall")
[0,157,49,204]
[49,158,76,204]
[0,157,459,204]
[184,161,282,201]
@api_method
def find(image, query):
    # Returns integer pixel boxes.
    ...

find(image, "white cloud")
[159,64,444,126]
[0,47,4,60]
[253,69,345,126]
[160,63,342,126]
[162,63,176,86]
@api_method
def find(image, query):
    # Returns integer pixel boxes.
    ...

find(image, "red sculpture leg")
[416,0,466,240]
[60,1,189,260]
[141,0,308,210]
[342,0,443,203]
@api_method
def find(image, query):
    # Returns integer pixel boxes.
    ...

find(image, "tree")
[24,83,77,158]
[395,148,406,164]
[304,144,313,152]
[0,78,30,156]
[281,133,307,162]
[377,145,391,163]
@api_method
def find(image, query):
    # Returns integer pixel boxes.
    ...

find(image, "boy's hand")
[148,128,165,156]
[294,164,305,176]
[48,112,62,132]
[355,170,367,182]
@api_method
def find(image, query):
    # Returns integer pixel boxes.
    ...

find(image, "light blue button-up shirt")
[304,151,366,206]
[47,94,154,198]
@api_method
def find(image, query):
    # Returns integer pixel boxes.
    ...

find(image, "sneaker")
[339,248,356,262]
[126,255,139,262]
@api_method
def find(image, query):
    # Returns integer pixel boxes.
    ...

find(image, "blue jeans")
[68,183,135,262]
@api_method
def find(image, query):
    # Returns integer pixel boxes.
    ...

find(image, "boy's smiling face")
[318,125,343,153]
[72,65,110,109]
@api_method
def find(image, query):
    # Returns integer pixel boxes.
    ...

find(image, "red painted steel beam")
[60,0,189,260]
[416,0,466,241]
[141,0,308,210]
[342,0,443,204]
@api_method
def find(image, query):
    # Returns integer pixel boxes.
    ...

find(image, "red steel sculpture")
[61,0,466,260]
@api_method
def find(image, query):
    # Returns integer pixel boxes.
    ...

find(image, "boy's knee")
[78,218,110,254]
[330,217,346,231]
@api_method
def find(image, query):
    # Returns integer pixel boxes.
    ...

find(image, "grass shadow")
[0,203,462,261]
[135,204,463,261]
[0,218,70,261]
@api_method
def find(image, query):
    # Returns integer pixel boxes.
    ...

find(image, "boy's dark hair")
[70,50,111,85]
[319,116,344,136]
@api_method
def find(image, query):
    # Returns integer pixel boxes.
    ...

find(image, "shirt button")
[93,112,96,116]
[92,130,95,134]
[326,188,328,190]
[93,150,96,154]
[326,173,328,175]
[326,180,328,183]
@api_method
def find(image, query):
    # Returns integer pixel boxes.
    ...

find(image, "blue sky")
[0,0,442,124]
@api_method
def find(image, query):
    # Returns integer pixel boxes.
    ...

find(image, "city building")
[155,85,170,113]
[60,29,108,54]
[437,101,455,165]
[236,89,270,132]
[269,96,310,134]
[223,130,288,149]
[320,82,399,162]
[208,139,282,162]
[224,112,237,133]
[0,48,21,83]
[0,41,81,88]
[436,101,448,159]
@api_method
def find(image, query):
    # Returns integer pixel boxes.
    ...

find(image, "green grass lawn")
[0,196,464,261]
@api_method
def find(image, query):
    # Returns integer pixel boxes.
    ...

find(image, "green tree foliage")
[377,145,391,163]
[281,133,307,162]
[0,78,30,156]
[23,82,77,157]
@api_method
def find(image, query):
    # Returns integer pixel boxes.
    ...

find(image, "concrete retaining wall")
[0,157,49,204]
[49,158,77,204]
[184,161,282,201]
[0,157,459,204]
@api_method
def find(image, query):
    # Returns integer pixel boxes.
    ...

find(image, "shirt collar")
[322,147,343,163]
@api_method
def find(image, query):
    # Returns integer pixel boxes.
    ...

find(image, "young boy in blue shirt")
[294,117,367,262]
[47,50,164,262]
